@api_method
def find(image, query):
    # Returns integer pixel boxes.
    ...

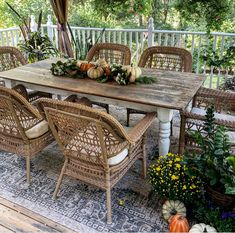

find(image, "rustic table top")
[0,58,206,111]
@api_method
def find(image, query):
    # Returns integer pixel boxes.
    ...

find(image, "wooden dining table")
[0,58,206,156]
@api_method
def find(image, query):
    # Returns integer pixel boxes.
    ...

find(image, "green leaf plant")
[6,2,58,63]
[183,106,235,195]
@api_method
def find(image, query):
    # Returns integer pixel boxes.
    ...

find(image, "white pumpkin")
[131,67,142,82]
[122,65,132,74]
[162,200,186,222]
[87,66,104,79]
[189,223,217,233]
[96,58,109,68]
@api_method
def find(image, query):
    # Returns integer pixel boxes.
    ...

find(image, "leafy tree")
[0,0,53,28]
[175,0,231,33]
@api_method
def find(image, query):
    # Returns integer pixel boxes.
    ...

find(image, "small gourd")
[104,67,111,76]
[96,58,109,68]
[169,214,189,233]
[189,223,217,233]
[162,200,186,222]
[130,66,142,82]
[87,66,104,79]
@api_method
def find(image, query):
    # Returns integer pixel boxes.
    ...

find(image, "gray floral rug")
[0,106,175,233]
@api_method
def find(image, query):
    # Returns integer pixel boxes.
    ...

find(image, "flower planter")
[206,186,235,209]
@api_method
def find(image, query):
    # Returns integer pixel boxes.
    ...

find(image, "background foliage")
[0,0,235,33]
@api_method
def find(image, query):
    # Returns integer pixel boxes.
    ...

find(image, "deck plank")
[0,224,14,233]
[0,197,75,233]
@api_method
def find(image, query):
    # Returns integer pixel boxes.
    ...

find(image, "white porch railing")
[1,15,235,89]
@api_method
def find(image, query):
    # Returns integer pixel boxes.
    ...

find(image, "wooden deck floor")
[0,197,75,233]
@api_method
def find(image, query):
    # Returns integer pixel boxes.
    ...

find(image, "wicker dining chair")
[36,97,156,223]
[0,46,27,86]
[126,46,193,128]
[0,46,51,100]
[86,43,132,113]
[0,86,54,183]
[179,87,235,154]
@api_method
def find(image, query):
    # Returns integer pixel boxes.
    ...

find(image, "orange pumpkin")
[169,214,189,233]
[104,67,111,76]
[80,63,95,72]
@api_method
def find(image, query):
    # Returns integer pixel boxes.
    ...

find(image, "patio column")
[50,0,73,57]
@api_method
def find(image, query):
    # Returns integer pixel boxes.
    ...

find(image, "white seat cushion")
[226,131,235,144]
[108,148,128,166]
[25,120,49,139]
[191,107,235,122]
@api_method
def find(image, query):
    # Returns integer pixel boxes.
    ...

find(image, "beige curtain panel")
[50,0,74,57]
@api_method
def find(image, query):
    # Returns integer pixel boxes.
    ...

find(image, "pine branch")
[135,76,156,84]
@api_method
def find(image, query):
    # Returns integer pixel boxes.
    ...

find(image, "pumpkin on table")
[80,62,95,72]
[104,67,111,76]
[169,214,189,233]
[162,200,186,222]
[87,66,104,79]
[96,58,109,68]
[189,223,217,233]
[122,65,142,83]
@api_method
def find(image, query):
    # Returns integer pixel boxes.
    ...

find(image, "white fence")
[1,15,235,89]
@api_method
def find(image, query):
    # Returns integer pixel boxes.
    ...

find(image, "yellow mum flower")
[171,175,179,180]
[156,167,161,171]
[176,164,181,169]
[175,158,181,162]
[183,185,187,190]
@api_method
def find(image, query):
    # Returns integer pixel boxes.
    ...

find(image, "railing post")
[30,15,37,32]
[148,17,154,47]
[47,15,54,41]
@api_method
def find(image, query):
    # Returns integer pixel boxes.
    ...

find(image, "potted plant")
[148,153,203,204]
[183,106,235,208]
[6,2,58,63]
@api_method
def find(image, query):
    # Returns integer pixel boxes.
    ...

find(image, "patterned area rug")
[0,106,174,233]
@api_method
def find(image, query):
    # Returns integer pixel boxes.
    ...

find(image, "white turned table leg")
[157,107,174,156]
[4,79,16,88]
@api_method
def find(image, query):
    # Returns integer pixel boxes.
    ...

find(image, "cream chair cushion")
[25,120,49,139]
[108,148,129,166]
[191,107,235,122]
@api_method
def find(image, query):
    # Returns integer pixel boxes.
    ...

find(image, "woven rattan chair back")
[138,46,192,72]
[86,43,131,65]
[43,99,129,167]
[0,86,42,140]
[0,46,26,72]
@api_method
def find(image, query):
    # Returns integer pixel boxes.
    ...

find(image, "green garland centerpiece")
[50,58,156,85]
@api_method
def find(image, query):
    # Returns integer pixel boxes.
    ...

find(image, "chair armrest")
[12,84,52,103]
[28,91,52,102]
[181,110,235,129]
[12,84,29,101]
[127,112,157,143]
[64,95,92,107]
